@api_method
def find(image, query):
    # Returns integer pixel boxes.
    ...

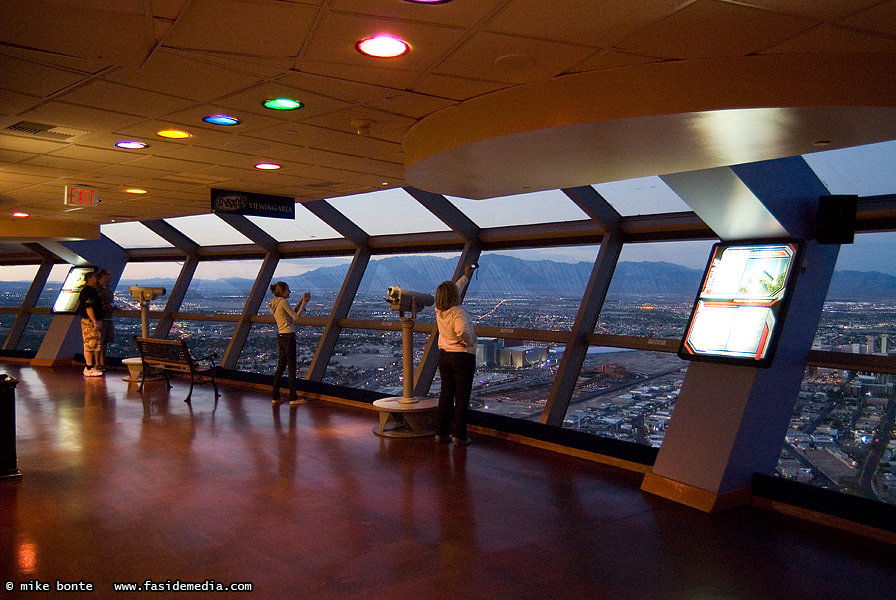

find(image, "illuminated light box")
[678,241,802,367]
[52,267,95,314]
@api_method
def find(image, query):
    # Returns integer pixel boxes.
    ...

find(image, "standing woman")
[268,282,310,405]
[434,264,477,445]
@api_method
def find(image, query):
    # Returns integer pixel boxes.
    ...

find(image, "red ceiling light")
[254,162,281,170]
[357,35,409,58]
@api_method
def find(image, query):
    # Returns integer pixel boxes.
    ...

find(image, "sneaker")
[289,397,306,407]
[272,398,282,405]
[452,436,472,446]
[84,368,103,377]
[434,435,451,444]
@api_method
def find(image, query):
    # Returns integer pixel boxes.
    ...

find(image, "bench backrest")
[134,337,192,366]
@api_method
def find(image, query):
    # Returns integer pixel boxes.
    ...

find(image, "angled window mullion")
[562,185,622,231]
[305,246,371,382]
[3,255,54,350]
[542,229,624,426]
[404,186,480,240]
[220,250,280,370]
[154,254,199,339]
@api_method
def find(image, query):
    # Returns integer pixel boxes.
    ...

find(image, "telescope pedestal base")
[122,357,164,383]
[372,397,438,438]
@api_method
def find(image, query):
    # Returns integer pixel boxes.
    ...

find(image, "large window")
[238,324,323,376]
[813,232,896,352]
[347,253,461,322]
[322,328,429,394]
[596,240,716,339]
[0,265,39,346]
[563,349,689,446]
[467,247,599,330]
[326,188,450,236]
[182,260,262,314]
[107,261,183,357]
[446,189,589,228]
[459,337,563,422]
[780,367,896,507]
[0,265,38,307]
[779,230,896,507]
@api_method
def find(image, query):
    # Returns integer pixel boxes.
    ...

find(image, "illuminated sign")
[678,241,802,367]
[52,267,96,314]
[64,185,99,206]
[211,188,295,220]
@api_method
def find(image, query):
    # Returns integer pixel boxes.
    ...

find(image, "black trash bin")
[0,374,22,482]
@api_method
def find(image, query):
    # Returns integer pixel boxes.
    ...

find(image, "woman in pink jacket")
[268,282,310,405]
[434,264,477,445]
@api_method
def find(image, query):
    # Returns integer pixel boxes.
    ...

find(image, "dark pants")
[437,350,476,440]
[273,333,296,398]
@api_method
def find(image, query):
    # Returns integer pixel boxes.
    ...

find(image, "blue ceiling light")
[203,114,241,126]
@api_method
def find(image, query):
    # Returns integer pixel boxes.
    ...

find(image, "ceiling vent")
[4,121,90,141]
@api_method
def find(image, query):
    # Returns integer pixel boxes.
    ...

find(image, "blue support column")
[31,237,128,367]
[644,157,839,511]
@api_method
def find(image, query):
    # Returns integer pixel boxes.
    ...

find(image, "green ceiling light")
[263,98,303,111]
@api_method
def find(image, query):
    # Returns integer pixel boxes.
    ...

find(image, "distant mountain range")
[10,256,896,300]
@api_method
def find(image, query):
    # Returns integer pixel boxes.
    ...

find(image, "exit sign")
[64,185,98,206]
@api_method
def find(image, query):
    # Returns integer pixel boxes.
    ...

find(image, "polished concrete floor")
[2,363,895,599]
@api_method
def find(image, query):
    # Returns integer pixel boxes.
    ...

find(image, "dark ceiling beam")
[562,185,622,231]
[302,199,369,247]
[403,186,480,240]
[142,219,200,255]
[214,212,278,253]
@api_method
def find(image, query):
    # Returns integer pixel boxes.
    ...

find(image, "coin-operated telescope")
[383,286,434,404]
[384,286,433,319]
[129,285,166,338]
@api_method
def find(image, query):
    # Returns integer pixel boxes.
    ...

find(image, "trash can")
[0,374,22,482]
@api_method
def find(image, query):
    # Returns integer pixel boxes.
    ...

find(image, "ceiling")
[2,0,896,240]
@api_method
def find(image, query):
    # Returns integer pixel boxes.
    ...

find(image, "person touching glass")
[434,263,477,445]
[268,282,310,406]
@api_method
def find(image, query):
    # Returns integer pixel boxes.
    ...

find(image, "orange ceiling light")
[156,129,192,139]
[357,35,409,58]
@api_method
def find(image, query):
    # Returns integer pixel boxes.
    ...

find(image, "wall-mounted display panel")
[678,241,802,367]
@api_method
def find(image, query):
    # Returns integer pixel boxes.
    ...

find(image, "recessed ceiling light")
[156,129,192,139]
[115,140,148,149]
[12,212,29,218]
[125,188,148,194]
[255,162,281,170]
[357,35,409,58]
[203,114,241,126]
[263,98,303,111]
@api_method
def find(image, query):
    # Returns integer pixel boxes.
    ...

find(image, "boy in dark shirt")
[77,270,105,377]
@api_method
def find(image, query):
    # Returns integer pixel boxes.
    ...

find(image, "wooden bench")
[133,336,220,403]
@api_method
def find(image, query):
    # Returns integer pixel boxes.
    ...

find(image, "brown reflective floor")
[2,363,895,599]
